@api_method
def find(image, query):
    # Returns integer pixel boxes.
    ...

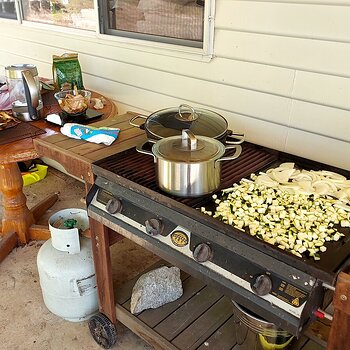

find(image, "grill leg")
[327,272,350,350]
[89,218,116,324]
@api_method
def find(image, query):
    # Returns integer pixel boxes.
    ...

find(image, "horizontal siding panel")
[81,56,293,125]
[0,49,52,78]
[285,129,350,171]
[0,43,292,128]
[0,23,295,97]
[225,112,289,151]
[290,100,350,142]
[82,68,292,126]
[215,30,350,77]
[216,1,350,42]
[292,71,350,110]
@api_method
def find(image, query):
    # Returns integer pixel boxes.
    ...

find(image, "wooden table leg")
[327,272,350,350]
[0,163,34,244]
[0,162,59,249]
[89,217,116,324]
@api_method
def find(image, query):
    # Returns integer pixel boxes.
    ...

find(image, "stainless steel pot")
[136,129,242,197]
[130,104,244,145]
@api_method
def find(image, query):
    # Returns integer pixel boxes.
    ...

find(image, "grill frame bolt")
[340,294,347,301]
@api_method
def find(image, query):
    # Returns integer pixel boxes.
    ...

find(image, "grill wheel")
[88,312,117,349]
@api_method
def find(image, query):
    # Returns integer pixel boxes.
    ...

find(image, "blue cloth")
[61,123,120,145]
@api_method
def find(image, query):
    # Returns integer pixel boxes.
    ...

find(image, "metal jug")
[5,64,43,121]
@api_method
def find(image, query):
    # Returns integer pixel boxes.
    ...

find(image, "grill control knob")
[106,198,122,214]
[251,274,273,296]
[193,243,213,263]
[145,218,164,236]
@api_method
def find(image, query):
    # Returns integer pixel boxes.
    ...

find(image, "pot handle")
[22,70,39,120]
[129,115,147,128]
[136,141,156,162]
[216,145,242,163]
[225,131,245,145]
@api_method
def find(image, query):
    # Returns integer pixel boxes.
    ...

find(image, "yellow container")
[22,164,48,186]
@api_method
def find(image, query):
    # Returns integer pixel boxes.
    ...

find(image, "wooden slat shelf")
[114,262,327,350]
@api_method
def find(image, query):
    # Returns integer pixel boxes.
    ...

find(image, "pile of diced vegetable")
[201,163,350,260]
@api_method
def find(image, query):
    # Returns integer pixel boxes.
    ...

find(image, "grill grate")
[94,143,279,207]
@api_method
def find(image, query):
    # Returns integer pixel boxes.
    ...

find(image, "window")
[20,0,95,30]
[99,0,212,49]
[4,0,214,56]
[0,0,17,19]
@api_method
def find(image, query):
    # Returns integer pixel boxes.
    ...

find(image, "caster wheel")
[88,313,117,349]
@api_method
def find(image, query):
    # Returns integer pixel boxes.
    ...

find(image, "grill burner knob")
[145,218,164,236]
[251,274,273,296]
[106,198,123,214]
[193,243,213,263]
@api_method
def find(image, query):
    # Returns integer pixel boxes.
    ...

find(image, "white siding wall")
[0,0,349,170]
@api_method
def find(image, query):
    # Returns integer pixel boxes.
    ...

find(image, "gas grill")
[87,142,350,341]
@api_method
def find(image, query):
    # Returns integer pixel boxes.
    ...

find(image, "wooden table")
[0,91,117,263]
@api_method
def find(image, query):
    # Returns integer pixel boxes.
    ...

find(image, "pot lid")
[5,64,38,79]
[154,129,225,162]
[146,104,228,139]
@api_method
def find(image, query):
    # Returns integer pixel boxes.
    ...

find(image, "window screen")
[101,0,205,47]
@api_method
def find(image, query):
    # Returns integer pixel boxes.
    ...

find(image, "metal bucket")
[232,301,295,350]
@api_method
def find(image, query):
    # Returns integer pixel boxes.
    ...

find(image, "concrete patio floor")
[0,165,159,350]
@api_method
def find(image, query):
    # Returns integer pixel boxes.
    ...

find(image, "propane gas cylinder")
[37,208,98,322]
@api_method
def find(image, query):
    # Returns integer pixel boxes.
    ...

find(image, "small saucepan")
[130,104,244,145]
[136,129,242,197]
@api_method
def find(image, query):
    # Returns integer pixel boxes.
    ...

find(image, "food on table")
[0,111,20,130]
[201,163,350,260]
[91,97,105,110]
[54,87,91,115]
[52,52,84,90]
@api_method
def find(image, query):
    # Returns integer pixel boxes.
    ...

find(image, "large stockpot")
[136,129,242,197]
[130,104,244,145]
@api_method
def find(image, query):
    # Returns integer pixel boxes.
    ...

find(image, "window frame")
[97,0,215,57]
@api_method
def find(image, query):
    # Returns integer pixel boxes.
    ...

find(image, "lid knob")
[181,129,197,150]
[177,104,198,121]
